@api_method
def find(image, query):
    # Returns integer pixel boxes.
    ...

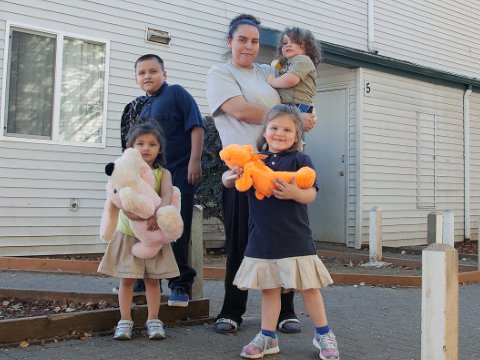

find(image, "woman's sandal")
[214,318,238,334]
[278,318,302,333]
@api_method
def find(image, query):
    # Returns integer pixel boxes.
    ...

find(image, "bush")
[195,116,224,223]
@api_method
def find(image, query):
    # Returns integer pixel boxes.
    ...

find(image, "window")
[2,25,109,145]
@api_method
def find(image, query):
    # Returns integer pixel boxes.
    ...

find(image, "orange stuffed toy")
[219,144,316,200]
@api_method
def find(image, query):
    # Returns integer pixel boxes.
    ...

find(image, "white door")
[307,87,348,243]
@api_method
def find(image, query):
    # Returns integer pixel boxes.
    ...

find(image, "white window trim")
[1,21,110,148]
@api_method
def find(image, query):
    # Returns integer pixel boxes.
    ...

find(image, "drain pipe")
[464,85,472,243]
[355,68,365,249]
[367,0,376,52]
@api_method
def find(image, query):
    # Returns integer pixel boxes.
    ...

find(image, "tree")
[195,116,224,223]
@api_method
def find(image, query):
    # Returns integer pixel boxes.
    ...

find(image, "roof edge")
[321,41,480,88]
[260,27,480,88]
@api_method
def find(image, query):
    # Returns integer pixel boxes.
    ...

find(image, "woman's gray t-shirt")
[206,62,281,148]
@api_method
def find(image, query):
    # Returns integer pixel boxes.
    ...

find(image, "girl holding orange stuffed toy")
[222,104,340,360]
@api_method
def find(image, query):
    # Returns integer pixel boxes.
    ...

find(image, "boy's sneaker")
[168,287,189,307]
[313,331,340,360]
[240,332,280,359]
[112,279,146,295]
[113,319,134,340]
[146,319,166,340]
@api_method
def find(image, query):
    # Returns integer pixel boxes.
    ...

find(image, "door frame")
[314,82,350,245]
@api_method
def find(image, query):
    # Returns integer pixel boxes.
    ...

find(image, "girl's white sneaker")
[146,319,166,339]
[114,319,134,340]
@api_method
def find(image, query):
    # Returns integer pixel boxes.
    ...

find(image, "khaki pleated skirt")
[233,255,333,291]
[98,231,180,279]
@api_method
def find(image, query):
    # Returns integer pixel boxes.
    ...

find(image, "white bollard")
[442,211,454,247]
[427,212,443,244]
[421,244,459,360]
[369,207,382,262]
[188,205,203,300]
[478,219,480,269]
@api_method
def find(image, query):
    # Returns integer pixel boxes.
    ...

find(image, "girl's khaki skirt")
[233,255,333,291]
[98,231,180,279]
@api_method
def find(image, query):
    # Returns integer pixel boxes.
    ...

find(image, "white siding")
[0,0,479,254]
[0,0,229,255]
[0,19,3,98]
[361,69,465,246]
[235,0,368,49]
[0,0,369,255]
[375,0,480,78]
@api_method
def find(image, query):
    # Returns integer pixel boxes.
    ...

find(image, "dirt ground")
[1,241,477,320]
[203,251,422,275]
[0,297,116,321]
[203,240,478,275]
[0,251,410,322]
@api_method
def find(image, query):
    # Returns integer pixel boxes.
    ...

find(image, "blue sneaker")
[112,279,146,296]
[168,287,189,307]
[133,279,146,294]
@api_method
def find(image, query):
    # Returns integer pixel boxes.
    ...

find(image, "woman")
[206,14,316,334]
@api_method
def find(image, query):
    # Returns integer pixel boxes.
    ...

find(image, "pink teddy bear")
[100,148,183,259]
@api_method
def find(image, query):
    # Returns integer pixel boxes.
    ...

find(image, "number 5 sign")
[364,81,371,94]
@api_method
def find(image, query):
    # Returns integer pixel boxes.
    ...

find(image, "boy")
[120,54,205,306]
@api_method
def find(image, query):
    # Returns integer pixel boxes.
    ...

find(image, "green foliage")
[195,116,224,223]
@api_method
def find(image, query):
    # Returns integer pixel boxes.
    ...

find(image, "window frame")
[1,21,110,148]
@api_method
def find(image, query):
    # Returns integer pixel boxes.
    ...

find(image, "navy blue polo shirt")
[139,82,204,193]
[245,151,318,260]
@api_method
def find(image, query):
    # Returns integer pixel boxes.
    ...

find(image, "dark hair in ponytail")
[228,14,261,39]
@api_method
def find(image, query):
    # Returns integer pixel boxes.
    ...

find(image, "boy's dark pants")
[168,185,196,294]
[217,187,296,326]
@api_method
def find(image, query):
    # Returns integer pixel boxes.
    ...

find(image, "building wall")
[0,0,369,255]
[374,0,480,78]
[361,69,466,246]
[0,0,479,254]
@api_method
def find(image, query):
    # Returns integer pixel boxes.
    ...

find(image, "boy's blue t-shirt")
[139,82,204,192]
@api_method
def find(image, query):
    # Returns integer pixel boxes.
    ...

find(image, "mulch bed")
[454,241,478,257]
[0,297,116,320]
[2,241,477,321]
[33,254,104,261]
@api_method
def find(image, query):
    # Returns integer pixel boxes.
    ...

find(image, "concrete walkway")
[0,270,479,359]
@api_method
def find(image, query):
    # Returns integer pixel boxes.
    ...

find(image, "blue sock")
[315,325,330,335]
[261,329,276,339]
